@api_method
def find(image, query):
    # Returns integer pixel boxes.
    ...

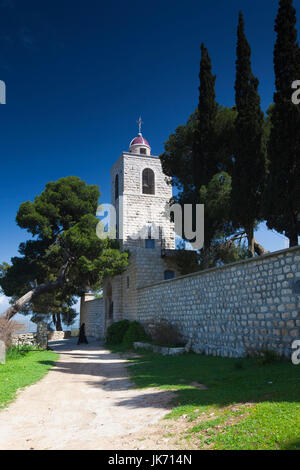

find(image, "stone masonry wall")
[81,296,105,339]
[111,153,175,250]
[48,331,71,341]
[12,323,49,349]
[136,246,300,358]
[113,248,180,323]
[11,333,38,347]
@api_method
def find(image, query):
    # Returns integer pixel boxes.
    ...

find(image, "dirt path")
[0,339,176,450]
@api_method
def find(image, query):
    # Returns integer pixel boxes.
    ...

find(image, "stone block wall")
[11,333,38,347]
[12,323,49,349]
[136,246,300,358]
[80,295,105,339]
[109,249,180,323]
[47,331,71,341]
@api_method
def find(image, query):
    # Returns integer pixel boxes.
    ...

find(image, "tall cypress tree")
[192,43,218,191]
[231,12,266,256]
[265,0,300,247]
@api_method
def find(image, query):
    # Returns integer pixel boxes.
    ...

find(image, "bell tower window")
[140,148,146,155]
[142,168,155,195]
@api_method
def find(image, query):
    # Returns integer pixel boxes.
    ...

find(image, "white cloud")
[0,295,10,312]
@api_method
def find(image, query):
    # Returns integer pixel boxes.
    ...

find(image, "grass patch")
[115,349,300,450]
[0,347,59,410]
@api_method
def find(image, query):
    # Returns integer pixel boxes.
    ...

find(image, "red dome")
[130,134,150,148]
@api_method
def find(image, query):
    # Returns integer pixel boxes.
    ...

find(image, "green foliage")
[159,49,243,258]
[161,107,239,254]
[200,172,235,246]
[160,45,237,203]
[106,320,149,347]
[175,239,249,275]
[0,176,129,318]
[231,12,267,256]
[17,291,78,329]
[149,319,183,347]
[105,320,131,345]
[6,345,35,359]
[192,44,218,189]
[174,244,201,275]
[124,351,300,449]
[264,0,300,246]
[248,348,282,366]
[0,349,58,410]
[122,321,150,348]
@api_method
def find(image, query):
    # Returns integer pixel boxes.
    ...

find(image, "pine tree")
[0,177,129,320]
[265,0,300,247]
[231,12,266,256]
[192,43,218,191]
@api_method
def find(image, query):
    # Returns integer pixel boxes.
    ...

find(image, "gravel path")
[0,339,174,450]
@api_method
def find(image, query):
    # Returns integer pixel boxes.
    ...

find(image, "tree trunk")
[254,239,270,256]
[246,226,255,257]
[287,210,299,247]
[288,226,298,248]
[52,313,63,331]
[56,313,63,331]
[202,246,211,270]
[2,259,70,321]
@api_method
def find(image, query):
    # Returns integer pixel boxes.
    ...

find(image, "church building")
[80,122,179,339]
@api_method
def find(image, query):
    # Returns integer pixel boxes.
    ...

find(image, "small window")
[115,174,119,200]
[164,270,175,280]
[127,276,130,289]
[145,239,155,249]
[140,148,146,155]
[142,168,155,195]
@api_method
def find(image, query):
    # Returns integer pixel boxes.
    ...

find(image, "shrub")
[148,318,183,347]
[6,345,33,360]
[105,320,130,345]
[248,348,281,366]
[0,315,25,349]
[122,321,150,348]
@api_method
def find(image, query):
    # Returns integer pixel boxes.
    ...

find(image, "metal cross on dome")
[137,116,143,134]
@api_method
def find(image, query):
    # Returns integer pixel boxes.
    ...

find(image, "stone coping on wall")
[137,245,300,291]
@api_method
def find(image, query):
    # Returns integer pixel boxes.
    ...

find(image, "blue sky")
[0,0,298,321]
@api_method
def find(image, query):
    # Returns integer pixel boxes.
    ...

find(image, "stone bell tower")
[81,119,179,337]
[110,118,175,250]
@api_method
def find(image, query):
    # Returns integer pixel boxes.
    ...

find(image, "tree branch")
[254,238,270,256]
[3,258,71,321]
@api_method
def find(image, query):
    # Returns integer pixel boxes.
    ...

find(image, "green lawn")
[118,349,300,450]
[0,347,59,410]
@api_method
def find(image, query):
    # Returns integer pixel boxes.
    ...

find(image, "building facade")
[80,128,179,338]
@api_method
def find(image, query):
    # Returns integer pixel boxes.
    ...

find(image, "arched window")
[115,174,119,200]
[164,270,175,280]
[142,168,155,195]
